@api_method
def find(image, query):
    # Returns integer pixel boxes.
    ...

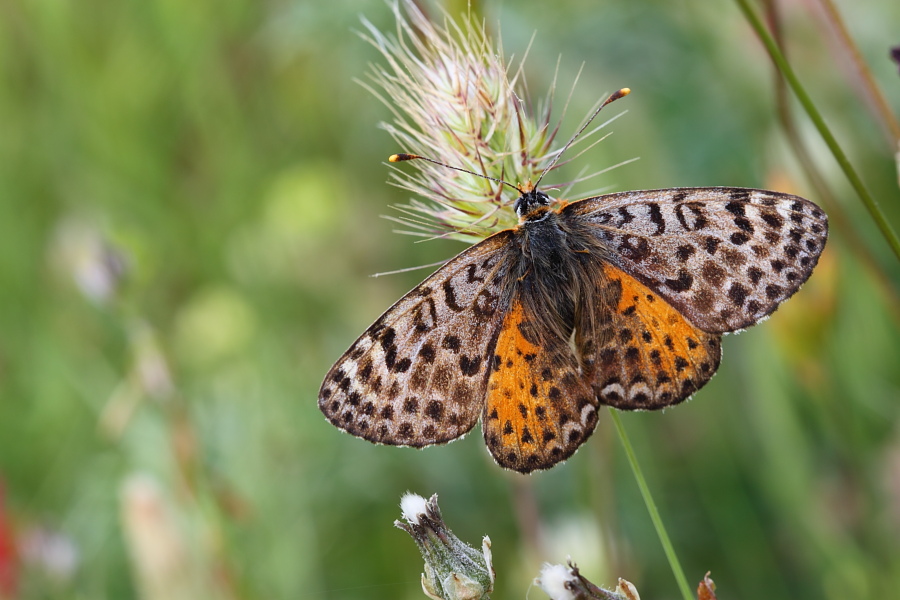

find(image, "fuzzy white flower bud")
[535,560,640,600]
[395,494,494,600]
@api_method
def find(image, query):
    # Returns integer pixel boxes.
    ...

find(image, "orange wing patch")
[589,264,723,409]
[483,299,599,473]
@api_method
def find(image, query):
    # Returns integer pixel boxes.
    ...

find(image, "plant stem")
[609,409,693,600]
[732,0,900,262]
[815,0,900,148]
[762,0,900,324]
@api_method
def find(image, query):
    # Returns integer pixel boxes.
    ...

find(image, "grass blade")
[610,409,693,600]
[733,0,900,262]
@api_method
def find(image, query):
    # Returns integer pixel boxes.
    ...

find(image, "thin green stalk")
[732,0,900,262]
[763,0,900,323]
[609,409,693,600]
[816,0,900,147]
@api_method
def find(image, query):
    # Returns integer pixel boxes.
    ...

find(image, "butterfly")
[318,90,828,473]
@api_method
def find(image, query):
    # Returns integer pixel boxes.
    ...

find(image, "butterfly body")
[319,186,827,473]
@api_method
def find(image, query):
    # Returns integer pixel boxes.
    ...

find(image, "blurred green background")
[1,0,899,598]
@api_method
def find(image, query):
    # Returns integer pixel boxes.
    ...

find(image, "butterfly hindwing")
[562,187,828,333]
[579,263,722,409]
[318,230,515,447]
[483,297,599,473]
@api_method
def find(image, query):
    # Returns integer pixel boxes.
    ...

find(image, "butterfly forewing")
[563,187,828,333]
[318,230,514,448]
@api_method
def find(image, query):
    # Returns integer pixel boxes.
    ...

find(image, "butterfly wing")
[319,230,515,448]
[578,262,722,409]
[562,187,828,333]
[483,295,599,473]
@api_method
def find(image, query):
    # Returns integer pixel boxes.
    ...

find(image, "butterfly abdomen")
[513,209,599,345]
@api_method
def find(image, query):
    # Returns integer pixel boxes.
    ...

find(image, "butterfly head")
[514,186,553,222]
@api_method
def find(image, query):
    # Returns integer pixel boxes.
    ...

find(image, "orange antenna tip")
[389,153,420,162]
[533,85,632,188]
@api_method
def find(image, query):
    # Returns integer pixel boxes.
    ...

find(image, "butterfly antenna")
[533,87,631,189]
[389,153,523,194]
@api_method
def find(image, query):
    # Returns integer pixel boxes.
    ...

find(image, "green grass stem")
[609,409,693,600]
[733,0,900,262]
